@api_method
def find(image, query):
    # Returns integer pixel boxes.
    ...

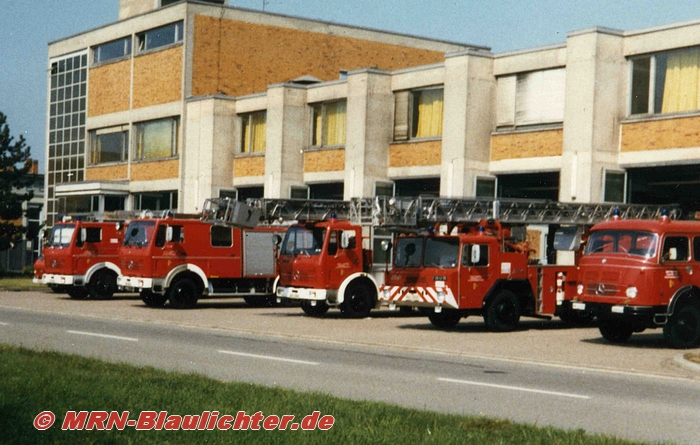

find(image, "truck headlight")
[577,284,584,295]
[626,287,638,299]
[436,290,445,303]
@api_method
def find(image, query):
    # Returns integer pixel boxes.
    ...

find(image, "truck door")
[460,242,490,309]
[327,229,361,288]
[661,234,691,305]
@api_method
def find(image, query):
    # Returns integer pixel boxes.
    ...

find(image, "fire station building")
[46,0,700,226]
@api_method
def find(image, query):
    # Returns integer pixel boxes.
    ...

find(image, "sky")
[3,0,700,173]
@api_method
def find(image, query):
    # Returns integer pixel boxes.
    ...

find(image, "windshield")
[48,224,75,247]
[123,221,156,247]
[585,230,658,257]
[281,226,326,256]
[424,237,459,268]
[394,237,424,268]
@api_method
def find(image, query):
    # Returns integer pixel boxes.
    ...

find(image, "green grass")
[0,276,45,291]
[0,345,656,445]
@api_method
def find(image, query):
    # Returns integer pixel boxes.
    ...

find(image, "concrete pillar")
[441,50,494,197]
[344,69,393,199]
[264,84,307,198]
[182,97,237,211]
[560,28,625,204]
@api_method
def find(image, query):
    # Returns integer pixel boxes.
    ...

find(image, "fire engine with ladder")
[34,213,132,299]
[376,197,675,331]
[117,199,284,309]
[570,209,700,348]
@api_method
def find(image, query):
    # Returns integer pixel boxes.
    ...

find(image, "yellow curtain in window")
[415,89,443,138]
[251,112,266,153]
[662,47,700,114]
[323,101,346,146]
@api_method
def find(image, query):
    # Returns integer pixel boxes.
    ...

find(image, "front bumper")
[571,301,667,326]
[276,286,333,301]
[118,275,157,291]
[41,274,77,286]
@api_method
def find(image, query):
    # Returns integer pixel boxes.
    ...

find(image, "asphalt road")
[2,291,700,443]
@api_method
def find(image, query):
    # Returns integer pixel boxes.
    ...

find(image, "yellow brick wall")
[233,156,266,177]
[304,149,345,173]
[192,15,446,97]
[88,60,131,117]
[85,164,129,181]
[491,129,563,161]
[389,140,442,167]
[133,47,183,109]
[621,116,700,151]
[131,159,180,181]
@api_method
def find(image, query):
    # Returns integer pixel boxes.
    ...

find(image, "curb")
[674,355,700,373]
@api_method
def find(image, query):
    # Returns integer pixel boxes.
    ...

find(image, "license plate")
[611,305,625,314]
[572,302,586,311]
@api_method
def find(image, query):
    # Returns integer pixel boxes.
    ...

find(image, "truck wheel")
[67,287,89,300]
[663,304,700,349]
[599,322,634,343]
[141,289,168,308]
[301,300,329,317]
[485,290,521,332]
[88,270,117,299]
[340,282,374,318]
[168,278,200,309]
[244,295,276,307]
[428,310,461,329]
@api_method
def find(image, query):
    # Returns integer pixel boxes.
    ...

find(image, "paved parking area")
[2,289,699,380]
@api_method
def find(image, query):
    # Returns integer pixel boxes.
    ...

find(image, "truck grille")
[585,282,618,297]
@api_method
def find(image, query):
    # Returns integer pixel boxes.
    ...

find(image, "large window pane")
[90,129,128,164]
[241,111,266,153]
[311,101,346,147]
[412,89,443,138]
[93,37,131,64]
[135,117,178,160]
[138,22,183,52]
[630,57,651,115]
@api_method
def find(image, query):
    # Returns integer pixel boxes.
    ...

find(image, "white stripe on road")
[438,377,591,400]
[218,350,319,366]
[67,330,138,342]
[0,322,9,326]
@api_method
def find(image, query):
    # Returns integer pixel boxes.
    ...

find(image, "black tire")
[141,289,168,308]
[428,309,461,329]
[67,287,89,300]
[301,300,329,317]
[340,282,375,318]
[664,304,700,349]
[168,278,200,309]
[88,270,117,299]
[599,322,634,343]
[485,290,521,332]
[244,295,277,307]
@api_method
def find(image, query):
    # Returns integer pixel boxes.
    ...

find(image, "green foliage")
[0,345,654,445]
[0,112,33,251]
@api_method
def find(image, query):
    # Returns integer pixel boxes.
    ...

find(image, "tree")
[0,112,34,251]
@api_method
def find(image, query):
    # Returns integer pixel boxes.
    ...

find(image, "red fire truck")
[33,216,127,299]
[378,197,670,331]
[570,209,700,348]
[117,199,283,309]
[263,199,382,318]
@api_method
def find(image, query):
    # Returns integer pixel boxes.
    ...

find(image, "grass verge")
[0,276,46,291]
[0,344,656,445]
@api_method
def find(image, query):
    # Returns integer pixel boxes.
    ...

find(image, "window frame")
[136,21,184,53]
[92,36,132,65]
[310,100,347,148]
[239,110,267,154]
[89,126,129,165]
[496,68,566,128]
[134,117,179,161]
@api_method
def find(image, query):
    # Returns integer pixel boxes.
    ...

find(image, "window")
[161,0,183,6]
[280,227,326,256]
[240,111,266,153]
[312,100,346,147]
[135,117,179,160]
[630,47,700,115]
[290,186,309,199]
[463,244,489,267]
[211,226,233,247]
[134,191,178,211]
[496,68,565,127]
[137,22,183,52]
[89,126,128,164]
[394,88,444,140]
[662,236,690,262]
[475,176,497,198]
[93,37,131,64]
[603,170,627,203]
[424,238,460,268]
[394,237,424,268]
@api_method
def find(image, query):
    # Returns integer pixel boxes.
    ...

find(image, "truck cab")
[276,217,379,318]
[36,218,125,299]
[572,214,700,348]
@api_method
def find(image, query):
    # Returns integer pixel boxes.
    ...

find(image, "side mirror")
[273,234,282,246]
[165,226,173,243]
[340,231,350,249]
[471,245,481,264]
[381,240,393,252]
